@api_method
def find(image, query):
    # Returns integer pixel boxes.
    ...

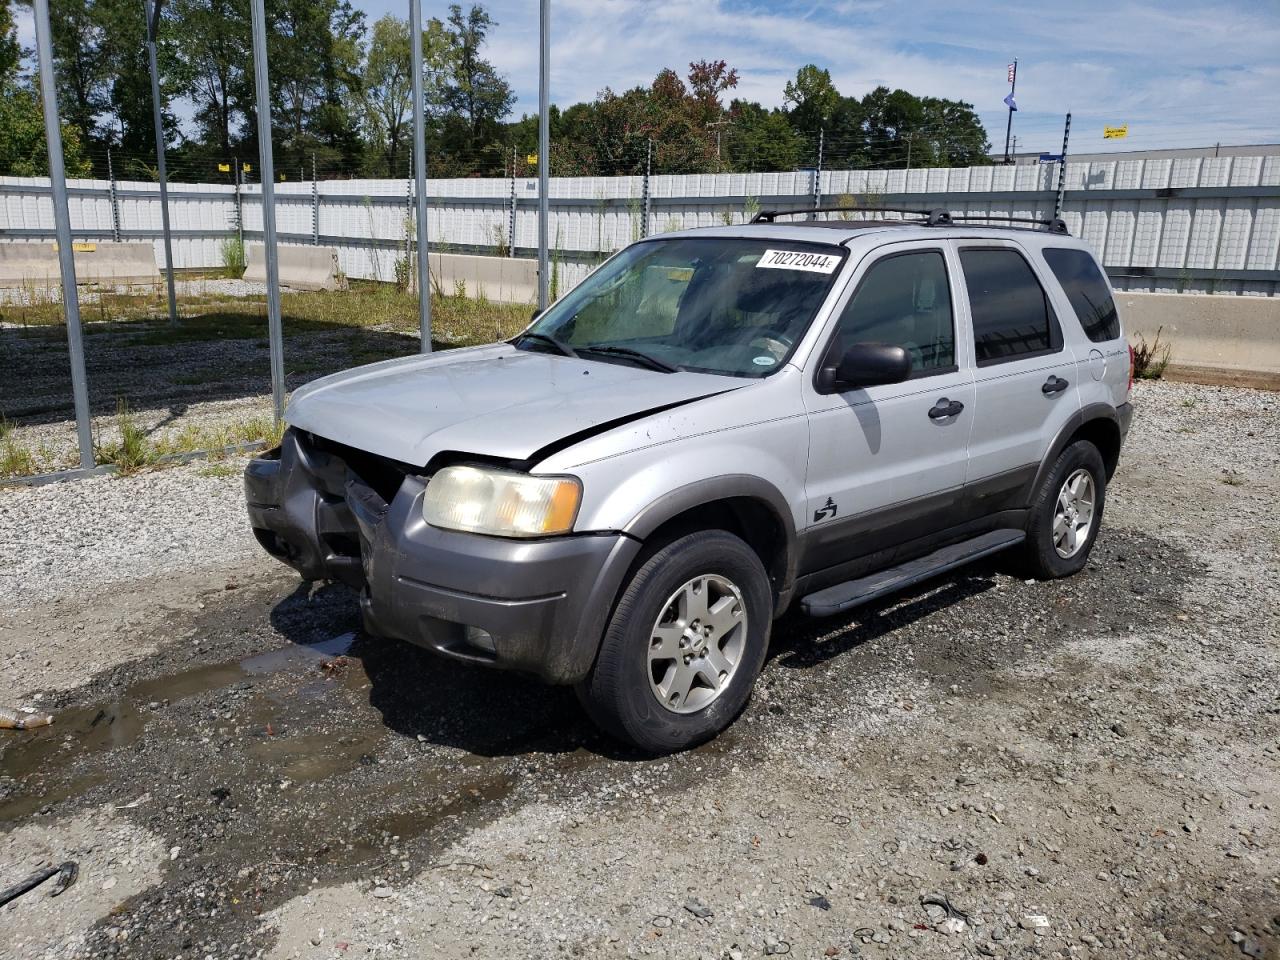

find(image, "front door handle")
[928,398,965,420]
[1042,375,1070,395]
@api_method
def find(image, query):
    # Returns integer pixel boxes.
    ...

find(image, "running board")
[800,529,1026,617]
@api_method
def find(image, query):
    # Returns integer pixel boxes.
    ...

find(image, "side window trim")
[813,246,959,390]
[957,243,1065,368]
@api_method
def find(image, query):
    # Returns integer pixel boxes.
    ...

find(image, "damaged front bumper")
[244,429,639,684]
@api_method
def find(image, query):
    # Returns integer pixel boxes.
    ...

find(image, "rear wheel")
[576,530,772,753]
[1016,440,1107,579]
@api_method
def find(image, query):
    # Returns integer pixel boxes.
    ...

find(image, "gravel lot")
[0,379,1277,960]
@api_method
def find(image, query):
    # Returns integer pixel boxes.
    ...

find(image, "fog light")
[464,625,496,654]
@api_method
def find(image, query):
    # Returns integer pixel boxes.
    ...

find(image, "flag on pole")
[1007,62,1016,84]
[1004,93,1018,111]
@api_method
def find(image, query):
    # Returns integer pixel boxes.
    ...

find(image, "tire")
[1015,440,1107,580]
[576,530,772,754]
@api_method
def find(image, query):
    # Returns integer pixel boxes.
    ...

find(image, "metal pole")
[107,147,121,242]
[1054,112,1072,219]
[810,128,823,217]
[641,138,651,239]
[144,0,178,326]
[507,145,517,256]
[536,0,550,311]
[311,153,318,245]
[233,156,243,254]
[1002,59,1017,164]
[34,0,94,470]
[410,0,432,349]
[250,0,285,425]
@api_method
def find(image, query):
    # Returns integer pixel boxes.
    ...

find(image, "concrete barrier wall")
[428,252,537,304]
[1122,291,1280,387]
[243,243,345,291]
[0,240,160,287]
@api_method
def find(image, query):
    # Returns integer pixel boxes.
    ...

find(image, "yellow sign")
[218,162,230,172]
[1103,125,1129,139]
[242,163,252,173]
[51,242,97,253]
[526,153,538,166]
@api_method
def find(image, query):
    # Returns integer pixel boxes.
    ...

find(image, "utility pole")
[1054,112,1072,219]
[410,0,432,348]
[34,0,94,470]
[1002,58,1018,164]
[144,0,178,325]
[536,0,550,311]
[905,134,913,171]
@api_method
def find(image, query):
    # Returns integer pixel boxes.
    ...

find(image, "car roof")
[649,220,1093,255]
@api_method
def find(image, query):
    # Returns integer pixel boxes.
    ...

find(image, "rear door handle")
[928,398,965,420]
[1042,375,1070,395]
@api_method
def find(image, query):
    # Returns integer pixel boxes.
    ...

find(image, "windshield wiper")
[513,331,578,358]
[577,345,680,374]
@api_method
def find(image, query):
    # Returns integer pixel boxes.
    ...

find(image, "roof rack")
[946,213,1070,235]
[750,204,1071,235]
[751,205,952,225]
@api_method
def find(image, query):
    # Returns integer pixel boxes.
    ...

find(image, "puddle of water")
[341,774,515,862]
[0,633,357,822]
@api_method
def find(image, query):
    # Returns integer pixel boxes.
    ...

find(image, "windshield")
[519,237,847,377]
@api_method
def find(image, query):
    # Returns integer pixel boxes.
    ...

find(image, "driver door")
[799,242,975,580]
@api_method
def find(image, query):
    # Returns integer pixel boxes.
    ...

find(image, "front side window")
[521,238,846,377]
[1042,247,1121,342]
[960,248,1061,365]
[826,250,955,377]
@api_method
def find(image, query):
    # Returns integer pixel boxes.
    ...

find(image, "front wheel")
[576,530,772,753]
[1016,440,1107,580]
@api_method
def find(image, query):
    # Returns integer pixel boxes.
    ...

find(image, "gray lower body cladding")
[244,429,639,684]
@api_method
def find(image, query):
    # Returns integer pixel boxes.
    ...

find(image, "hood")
[285,343,744,467]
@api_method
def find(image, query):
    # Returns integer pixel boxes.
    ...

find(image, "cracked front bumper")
[244,429,639,684]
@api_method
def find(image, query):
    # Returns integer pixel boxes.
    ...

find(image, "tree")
[172,0,250,159]
[0,2,92,178]
[435,3,512,175]
[727,100,803,172]
[686,58,738,127]
[783,64,839,138]
[361,13,451,177]
[0,0,19,85]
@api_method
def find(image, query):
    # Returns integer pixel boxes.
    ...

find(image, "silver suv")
[245,207,1134,753]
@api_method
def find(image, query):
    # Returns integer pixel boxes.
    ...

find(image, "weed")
[219,234,246,278]
[0,419,37,477]
[197,463,238,478]
[1131,327,1172,379]
[95,400,154,474]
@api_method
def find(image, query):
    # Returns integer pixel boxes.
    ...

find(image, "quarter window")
[1042,247,1121,342]
[828,251,955,376]
[960,248,1060,364]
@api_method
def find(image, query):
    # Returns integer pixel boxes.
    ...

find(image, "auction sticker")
[756,249,840,273]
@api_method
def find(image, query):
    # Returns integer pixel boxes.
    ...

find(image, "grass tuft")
[1132,327,1172,380]
[0,418,37,477]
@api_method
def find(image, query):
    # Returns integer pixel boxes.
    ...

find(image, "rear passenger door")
[955,242,1081,510]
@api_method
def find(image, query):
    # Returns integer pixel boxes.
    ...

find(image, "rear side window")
[960,248,1061,365]
[1042,247,1121,342]
[829,250,955,376]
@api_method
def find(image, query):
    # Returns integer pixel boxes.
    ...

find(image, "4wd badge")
[813,498,838,522]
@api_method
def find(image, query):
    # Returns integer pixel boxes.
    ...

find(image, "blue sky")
[17,0,1280,155]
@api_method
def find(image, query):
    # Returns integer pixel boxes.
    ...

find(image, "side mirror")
[818,342,912,392]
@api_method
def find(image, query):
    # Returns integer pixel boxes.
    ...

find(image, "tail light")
[1127,343,1135,394]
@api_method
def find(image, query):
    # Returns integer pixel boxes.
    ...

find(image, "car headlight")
[422,465,582,538]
